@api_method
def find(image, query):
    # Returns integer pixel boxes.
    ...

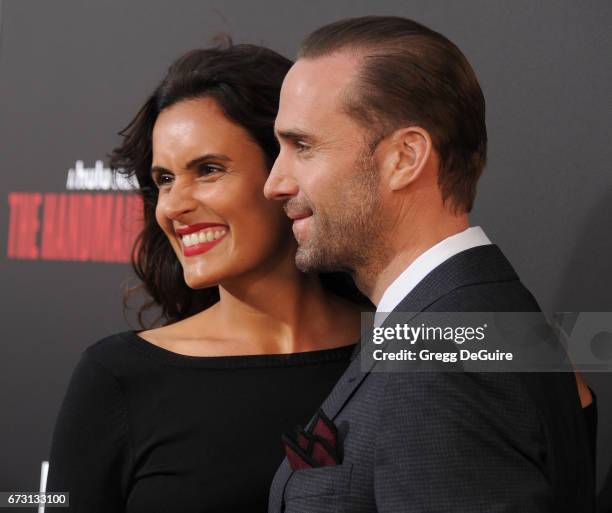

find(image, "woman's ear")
[379,126,432,192]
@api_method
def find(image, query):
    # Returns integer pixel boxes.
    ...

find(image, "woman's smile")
[180,226,228,257]
[176,222,229,256]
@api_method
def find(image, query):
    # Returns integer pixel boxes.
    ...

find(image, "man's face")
[264,53,387,274]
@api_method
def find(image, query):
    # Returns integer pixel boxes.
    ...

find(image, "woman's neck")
[210,267,360,353]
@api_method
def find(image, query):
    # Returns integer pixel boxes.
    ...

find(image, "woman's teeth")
[181,228,227,247]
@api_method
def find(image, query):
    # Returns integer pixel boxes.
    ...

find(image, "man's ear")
[379,127,432,191]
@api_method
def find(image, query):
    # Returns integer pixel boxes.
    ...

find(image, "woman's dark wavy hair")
[110,37,372,329]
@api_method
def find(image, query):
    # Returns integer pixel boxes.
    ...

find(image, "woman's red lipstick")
[176,222,226,235]
[176,223,228,257]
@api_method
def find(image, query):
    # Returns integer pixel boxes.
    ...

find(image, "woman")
[46,39,372,512]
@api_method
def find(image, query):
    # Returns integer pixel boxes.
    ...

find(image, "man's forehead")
[276,53,361,128]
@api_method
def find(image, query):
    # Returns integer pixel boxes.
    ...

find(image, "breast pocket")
[284,463,353,513]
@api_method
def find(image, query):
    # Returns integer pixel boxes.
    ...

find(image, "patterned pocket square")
[282,408,341,470]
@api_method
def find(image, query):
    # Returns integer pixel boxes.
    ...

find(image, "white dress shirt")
[374,226,492,326]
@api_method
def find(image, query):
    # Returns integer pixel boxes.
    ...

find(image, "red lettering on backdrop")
[7,194,19,257]
[28,193,43,259]
[80,194,95,261]
[91,194,114,261]
[7,193,21,257]
[41,193,69,259]
[6,192,42,259]
[124,195,143,260]
[109,194,125,262]
[41,193,60,259]
[9,192,143,262]
[66,193,80,261]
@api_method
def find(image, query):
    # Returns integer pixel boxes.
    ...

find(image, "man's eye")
[296,142,311,154]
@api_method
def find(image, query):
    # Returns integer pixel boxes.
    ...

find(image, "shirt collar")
[374,226,492,325]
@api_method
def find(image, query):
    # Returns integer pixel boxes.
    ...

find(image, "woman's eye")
[198,164,224,175]
[153,174,173,187]
[152,165,223,187]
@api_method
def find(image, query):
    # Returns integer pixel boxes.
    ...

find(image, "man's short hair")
[299,16,487,213]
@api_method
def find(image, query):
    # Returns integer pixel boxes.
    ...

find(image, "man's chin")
[295,244,341,273]
[294,247,317,273]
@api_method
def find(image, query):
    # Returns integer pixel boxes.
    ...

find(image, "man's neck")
[359,216,470,306]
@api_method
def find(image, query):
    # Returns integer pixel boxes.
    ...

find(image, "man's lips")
[287,210,313,241]
[285,207,313,221]
[289,213,312,221]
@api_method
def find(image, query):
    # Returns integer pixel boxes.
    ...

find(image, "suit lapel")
[321,244,517,422]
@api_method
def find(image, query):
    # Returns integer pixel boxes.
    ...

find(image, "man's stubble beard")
[294,151,390,282]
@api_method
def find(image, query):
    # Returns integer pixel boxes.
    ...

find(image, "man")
[264,16,594,512]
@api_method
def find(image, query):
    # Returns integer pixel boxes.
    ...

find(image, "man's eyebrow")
[150,153,232,177]
[274,128,315,144]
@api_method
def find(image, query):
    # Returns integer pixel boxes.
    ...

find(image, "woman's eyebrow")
[150,164,171,177]
[184,153,232,169]
[150,154,233,177]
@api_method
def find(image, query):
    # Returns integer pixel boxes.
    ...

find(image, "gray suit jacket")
[268,245,594,512]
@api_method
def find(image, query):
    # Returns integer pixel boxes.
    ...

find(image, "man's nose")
[264,155,299,200]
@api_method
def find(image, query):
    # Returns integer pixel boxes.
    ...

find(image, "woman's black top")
[46,331,356,513]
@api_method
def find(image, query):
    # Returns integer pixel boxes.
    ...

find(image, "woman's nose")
[161,180,199,220]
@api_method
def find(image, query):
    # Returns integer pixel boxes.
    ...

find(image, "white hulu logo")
[65,160,139,191]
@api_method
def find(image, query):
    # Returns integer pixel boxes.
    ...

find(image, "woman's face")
[151,97,295,289]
